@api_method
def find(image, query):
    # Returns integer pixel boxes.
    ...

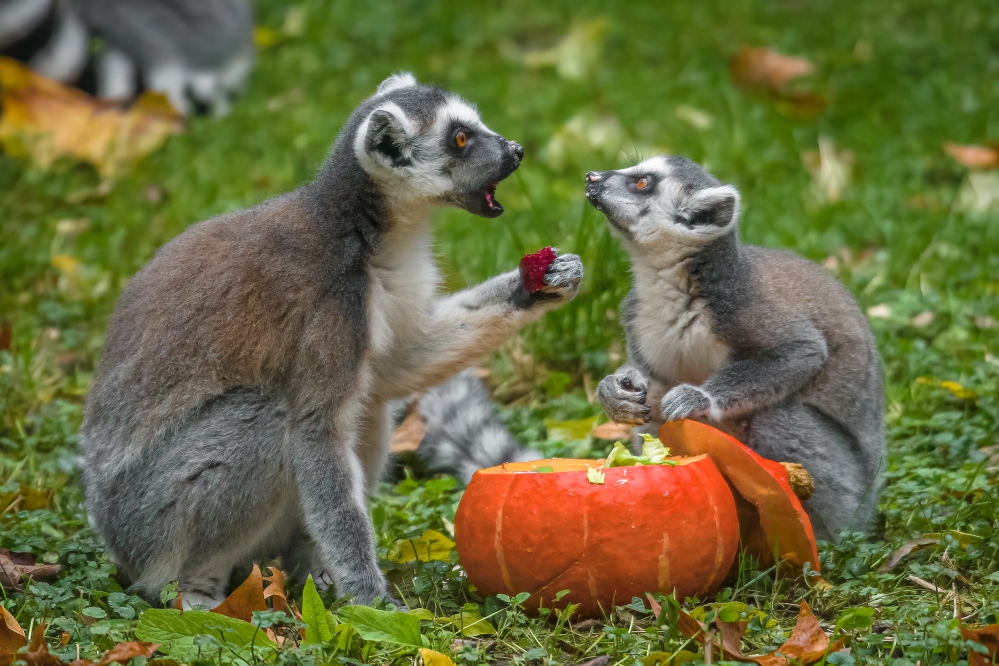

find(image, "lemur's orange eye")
[455,131,467,148]
[636,177,649,190]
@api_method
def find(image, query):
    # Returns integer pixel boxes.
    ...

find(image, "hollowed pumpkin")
[454,455,740,617]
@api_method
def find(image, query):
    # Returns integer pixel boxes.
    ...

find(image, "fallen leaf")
[912,311,935,327]
[446,611,495,637]
[0,323,11,353]
[0,57,183,178]
[1,486,53,514]
[95,642,159,666]
[390,407,426,454]
[388,529,455,564]
[755,601,843,666]
[211,563,267,623]
[262,566,290,615]
[576,657,610,666]
[591,422,633,440]
[801,138,854,205]
[866,304,892,319]
[0,549,62,590]
[4,623,65,666]
[962,622,999,666]
[943,143,999,169]
[418,648,456,666]
[879,535,941,572]
[50,254,80,274]
[0,605,27,658]
[519,18,609,80]
[731,47,814,91]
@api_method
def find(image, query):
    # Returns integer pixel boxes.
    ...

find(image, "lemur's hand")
[513,252,584,308]
[597,367,650,424]
[659,384,714,422]
[538,253,583,302]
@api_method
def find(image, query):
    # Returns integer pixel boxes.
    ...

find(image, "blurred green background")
[1,1,998,659]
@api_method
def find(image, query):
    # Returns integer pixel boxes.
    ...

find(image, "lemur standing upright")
[79,74,583,608]
[587,156,884,540]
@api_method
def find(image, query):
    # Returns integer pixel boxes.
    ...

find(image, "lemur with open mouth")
[587,156,884,540]
[79,73,583,608]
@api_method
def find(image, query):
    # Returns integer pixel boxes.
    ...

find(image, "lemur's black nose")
[585,171,602,184]
[508,140,524,162]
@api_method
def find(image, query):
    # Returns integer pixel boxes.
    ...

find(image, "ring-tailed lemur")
[79,73,583,609]
[586,156,885,541]
[0,0,253,114]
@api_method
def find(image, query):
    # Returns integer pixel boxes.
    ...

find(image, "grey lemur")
[79,73,584,608]
[587,155,884,541]
[0,0,253,114]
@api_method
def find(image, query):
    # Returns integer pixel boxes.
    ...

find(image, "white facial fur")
[589,155,741,252]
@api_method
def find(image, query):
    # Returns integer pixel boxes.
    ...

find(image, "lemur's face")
[584,155,740,247]
[356,74,523,218]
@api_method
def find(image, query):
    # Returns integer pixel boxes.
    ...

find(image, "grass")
[2,0,998,663]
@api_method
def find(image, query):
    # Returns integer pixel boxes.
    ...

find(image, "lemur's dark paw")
[539,253,583,301]
[660,384,714,422]
[597,368,650,424]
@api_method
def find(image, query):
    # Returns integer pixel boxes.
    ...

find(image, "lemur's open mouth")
[483,182,502,214]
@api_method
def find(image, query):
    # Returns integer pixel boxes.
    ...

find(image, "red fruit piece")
[519,247,557,293]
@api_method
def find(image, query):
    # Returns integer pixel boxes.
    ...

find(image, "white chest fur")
[629,259,730,386]
[366,224,439,377]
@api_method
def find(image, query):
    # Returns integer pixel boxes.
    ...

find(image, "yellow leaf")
[254,26,280,49]
[586,467,605,485]
[446,611,495,637]
[940,381,976,400]
[407,608,435,621]
[51,254,81,274]
[388,530,455,564]
[418,648,455,666]
[0,57,182,178]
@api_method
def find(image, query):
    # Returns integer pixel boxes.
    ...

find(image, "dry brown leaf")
[944,143,999,169]
[879,535,941,572]
[591,422,634,440]
[390,407,426,453]
[0,549,62,590]
[678,601,841,666]
[211,563,267,622]
[3,623,66,666]
[0,605,27,659]
[0,323,11,353]
[0,57,183,179]
[731,47,815,91]
[962,622,999,666]
[262,566,290,614]
[95,642,159,666]
[755,601,843,666]
[1,486,53,514]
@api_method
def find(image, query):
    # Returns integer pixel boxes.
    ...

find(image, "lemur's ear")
[377,72,418,94]
[681,185,740,228]
[364,107,411,167]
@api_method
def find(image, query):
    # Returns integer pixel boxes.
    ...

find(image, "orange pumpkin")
[454,455,740,617]
[659,420,820,572]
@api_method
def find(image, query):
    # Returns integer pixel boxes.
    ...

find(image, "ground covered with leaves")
[2,0,999,664]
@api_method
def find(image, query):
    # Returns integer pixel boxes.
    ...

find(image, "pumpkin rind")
[659,420,820,572]
[455,455,739,617]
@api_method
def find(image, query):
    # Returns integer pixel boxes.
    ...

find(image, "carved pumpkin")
[454,455,740,617]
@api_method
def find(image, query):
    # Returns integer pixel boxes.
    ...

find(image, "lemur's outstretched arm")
[660,329,829,422]
[379,254,583,398]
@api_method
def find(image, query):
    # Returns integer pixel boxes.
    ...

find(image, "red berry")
[519,247,557,293]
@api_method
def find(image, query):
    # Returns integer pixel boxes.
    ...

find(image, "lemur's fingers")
[597,373,650,424]
[659,384,712,422]
[615,366,648,393]
[539,253,583,300]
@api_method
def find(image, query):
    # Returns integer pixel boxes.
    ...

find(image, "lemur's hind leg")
[124,388,298,605]
[746,404,878,542]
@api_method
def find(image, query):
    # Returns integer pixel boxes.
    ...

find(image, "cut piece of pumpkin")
[455,454,739,617]
[659,420,820,572]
